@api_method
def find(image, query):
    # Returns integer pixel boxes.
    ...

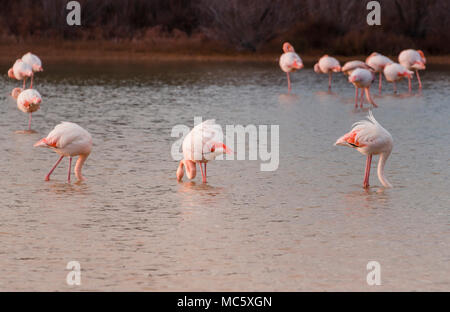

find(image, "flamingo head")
[349,74,359,83]
[282,42,295,53]
[10,88,23,99]
[7,68,15,79]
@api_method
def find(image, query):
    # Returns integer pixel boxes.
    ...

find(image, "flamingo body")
[335,111,393,188]
[349,68,377,108]
[16,89,41,113]
[398,49,426,91]
[314,55,341,90]
[342,60,371,76]
[22,52,43,72]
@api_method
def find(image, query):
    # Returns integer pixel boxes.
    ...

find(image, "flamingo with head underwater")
[177,119,232,183]
[366,52,393,94]
[34,122,93,182]
[335,111,393,189]
[348,68,378,108]
[279,42,304,92]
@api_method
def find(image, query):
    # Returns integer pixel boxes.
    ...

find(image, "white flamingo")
[177,120,232,183]
[314,55,341,91]
[366,52,393,93]
[335,111,393,188]
[399,49,426,92]
[8,59,33,89]
[34,122,93,182]
[22,52,43,88]
[348,68,377,108]
[12,88,42,131]
[383,63,413,94]
[279,42,303,92]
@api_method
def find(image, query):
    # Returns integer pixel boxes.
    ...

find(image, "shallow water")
[0,61,449,291]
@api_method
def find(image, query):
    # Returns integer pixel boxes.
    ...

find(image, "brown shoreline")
[1,41,450,65]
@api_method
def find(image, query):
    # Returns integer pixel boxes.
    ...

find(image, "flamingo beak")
[334,136,347,146]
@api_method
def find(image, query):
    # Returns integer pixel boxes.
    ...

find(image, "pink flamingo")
[366,52,393,94]
[342,61,373,105]
[279,42,303,92]
[314,55,341,91]
[177,120,232,183]
[335,111,393,189]
[399,49,426,92]
[21,52,43,88]
[348,68,377,108]
[383,63,413,94]
[8,59,33,89]
[13,88,42,131]
[34,122,93,182]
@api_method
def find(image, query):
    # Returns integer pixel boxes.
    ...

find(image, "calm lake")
[0,61,449,291]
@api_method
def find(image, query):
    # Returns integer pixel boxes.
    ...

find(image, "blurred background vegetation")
[0,0,449,55]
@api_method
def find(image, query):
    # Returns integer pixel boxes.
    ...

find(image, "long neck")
[377,151,392,188]
[75,154,89,181]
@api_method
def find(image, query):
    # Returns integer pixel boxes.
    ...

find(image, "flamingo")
[348,68,377,108]
[383,63,413,94]
[34,122,93,182]
[365,52,393,94]
[22,52,43,88]
[8,59,33,89]
[176,119,232,183]
[13,88,42,131]
[342,61,373,105]
[279,42,304,92]
[335,111,393,189]
[398,49,426,92]
[313,55,341,91]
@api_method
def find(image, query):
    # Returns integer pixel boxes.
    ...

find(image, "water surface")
[0,61,449,291]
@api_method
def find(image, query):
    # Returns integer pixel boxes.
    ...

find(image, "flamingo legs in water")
[328,72,332,91]
[28,113,32,130]
[378,72,382,94]
[354,87,359,108]
[30,75,33,89]
[45,155,64,181]
[393,81,397,94]
[23,78,26,90]
[68,157,72,182]
[416,70,422,89]
[286,72,291,92]
[363,154,372,189]
[360,87,364,108]
[407,76,412,93]
[199,163,207,183]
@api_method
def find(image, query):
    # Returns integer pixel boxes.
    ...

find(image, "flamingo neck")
[74,154,89,181]
[377,151,392,188]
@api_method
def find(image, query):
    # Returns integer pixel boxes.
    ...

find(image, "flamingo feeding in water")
[177,119,232,183]
[348,68,377,108]
[398,49,426,92]
[314,55,341,91]
[8,59,33,89]
[13,88,42,131]
[335,111,393,189]
[279,42,303,92]
[365,52,393,94]
[383,63,413,94]
[21,52,43,88]
[34,122,93,182]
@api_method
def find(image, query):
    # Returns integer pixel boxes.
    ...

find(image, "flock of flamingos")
[6,42,426,188]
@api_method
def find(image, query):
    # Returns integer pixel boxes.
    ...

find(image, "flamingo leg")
[365,87,378,108]
[354,87,359,108]
[407,76,412,93]
[30,75,33,89]
[416,70,422,89]
[68,157,72,182]
[23,78,26,90]
[378,72,382,94]
[28,113,32,130]
[199,162,206,183]
[45,155,64,181]
[363,154,372,189]
[328,72,332,91]
[360,87,364,108]
[393,81,397,94]
[286,72,291,92]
